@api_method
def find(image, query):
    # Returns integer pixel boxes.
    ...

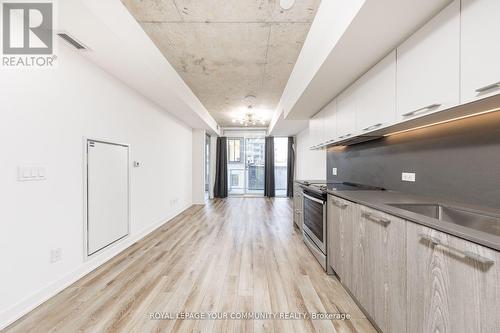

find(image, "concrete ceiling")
[121,0,321,127]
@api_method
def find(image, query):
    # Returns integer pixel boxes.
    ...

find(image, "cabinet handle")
[338,133,352,140]
[362,211,391,226]
[402,103,442,117]
[475,82,500,94]
[419,234,495,265]
[362,123,383,131]
[331,199,347,209]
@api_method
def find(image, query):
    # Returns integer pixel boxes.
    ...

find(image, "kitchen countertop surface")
[295,179,327,185]
[327,189,500,251]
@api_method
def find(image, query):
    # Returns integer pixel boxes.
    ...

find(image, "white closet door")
[87,140,129,255]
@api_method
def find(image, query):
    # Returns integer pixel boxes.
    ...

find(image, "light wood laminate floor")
[5,198,376,333]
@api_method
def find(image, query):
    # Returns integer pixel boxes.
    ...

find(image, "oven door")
[302,192,326,254]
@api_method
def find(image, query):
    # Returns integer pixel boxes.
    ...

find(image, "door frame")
[82,137,131,260]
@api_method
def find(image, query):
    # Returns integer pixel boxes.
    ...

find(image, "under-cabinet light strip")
[384,107,500,137]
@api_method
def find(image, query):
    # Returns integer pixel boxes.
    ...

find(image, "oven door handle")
[303,192,325,204]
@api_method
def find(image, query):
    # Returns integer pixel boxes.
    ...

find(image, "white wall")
[192,129,206,204]
[0,44,193,328]
[295,128,326,180]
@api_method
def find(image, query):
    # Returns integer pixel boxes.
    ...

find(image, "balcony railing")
[228,165,287,194]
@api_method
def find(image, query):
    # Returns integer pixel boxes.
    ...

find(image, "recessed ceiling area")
[121,0,321,127]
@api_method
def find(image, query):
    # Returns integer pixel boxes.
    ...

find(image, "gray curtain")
[214,136,228,198]
[287,137,295,198]
[264,136,275,197]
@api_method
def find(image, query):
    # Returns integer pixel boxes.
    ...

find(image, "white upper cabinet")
[461,0,500,103]
[309,109,326,148]
[308,114,318,148]
[336,83,357,140]
[356,50,397,133]
[324,99,337,143]
[318,108,327,145]
[397,0,460,121]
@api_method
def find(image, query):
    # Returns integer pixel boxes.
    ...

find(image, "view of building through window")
[227,133,287,197]
[227,138,242,163]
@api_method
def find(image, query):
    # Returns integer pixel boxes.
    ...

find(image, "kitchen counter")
[327,189,500,251]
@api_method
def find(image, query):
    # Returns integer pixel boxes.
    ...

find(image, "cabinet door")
[293,184,299,226]
[308,116,318,148]
[327,195,356,288]
[317,108,327,145]
[293,185,304,229]
[324,99,337,144]
[352,206,406,333]
[461,0,500,103]
[356,50,396,133]
[297,190,303,229]
[336,83,357,140]
[396,0,460,121]
[310,111,324,148]
[407,223,500,333]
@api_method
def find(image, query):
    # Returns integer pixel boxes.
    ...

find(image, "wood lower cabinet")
[293,183,304,229]
[351,206,407,333]
[407,222,500,333]
[327,195,356,288]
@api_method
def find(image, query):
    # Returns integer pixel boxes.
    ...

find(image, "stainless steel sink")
[387,203,500,237]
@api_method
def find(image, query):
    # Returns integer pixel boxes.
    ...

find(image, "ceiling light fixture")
[232,106,266,127]
[280,0,295,10]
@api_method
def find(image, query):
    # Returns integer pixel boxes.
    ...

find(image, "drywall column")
[209,135,217,199]
[192,129,206,204]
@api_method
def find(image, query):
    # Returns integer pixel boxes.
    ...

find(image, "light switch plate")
[18,166,47,181]
[402,172,416,182]
[332,168,338,176]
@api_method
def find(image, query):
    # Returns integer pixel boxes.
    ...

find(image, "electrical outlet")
[332,168,337,176]
[402,172,416,182]
[50,248,62,263]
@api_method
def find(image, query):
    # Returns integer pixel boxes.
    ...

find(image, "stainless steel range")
[300,181,384,272]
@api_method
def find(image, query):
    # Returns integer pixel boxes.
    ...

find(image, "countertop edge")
[326,190,500,252]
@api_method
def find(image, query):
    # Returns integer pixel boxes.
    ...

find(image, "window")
[227,138,243,163]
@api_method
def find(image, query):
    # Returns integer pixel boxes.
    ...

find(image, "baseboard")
[0,203,193,330]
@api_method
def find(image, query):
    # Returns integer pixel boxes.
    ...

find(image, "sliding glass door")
[227,136,265,196]
[245,137,265,195]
